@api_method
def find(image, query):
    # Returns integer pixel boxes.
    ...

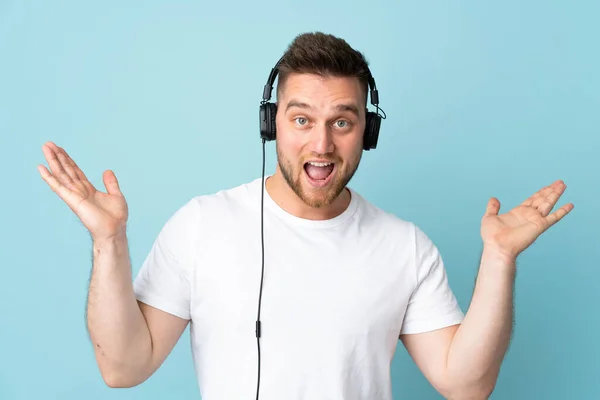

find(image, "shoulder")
[188,177,261,214]
[351,188,417,236]
[169,177,261,227]
[350,188,439,260]
[155,177,261,246]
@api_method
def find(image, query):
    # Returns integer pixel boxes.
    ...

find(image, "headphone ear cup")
[363,111,381,150]
[260,103,277,141]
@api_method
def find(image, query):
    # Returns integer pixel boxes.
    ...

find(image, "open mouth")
[304,161,335,187]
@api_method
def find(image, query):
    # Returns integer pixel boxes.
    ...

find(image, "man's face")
[275,73,366,208]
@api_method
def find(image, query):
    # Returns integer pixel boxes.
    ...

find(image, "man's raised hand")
[480,179,574,261]
[37,141,128,241]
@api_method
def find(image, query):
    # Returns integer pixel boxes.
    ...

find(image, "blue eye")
[335,120,348,128]
[295,117,308,125]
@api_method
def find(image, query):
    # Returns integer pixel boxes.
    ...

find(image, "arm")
[87,232,189,388]
[401,249,515,399]
[37,142,190,388]
[401,180,573,399]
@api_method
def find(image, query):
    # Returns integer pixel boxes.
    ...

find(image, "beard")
[276,142,362,208]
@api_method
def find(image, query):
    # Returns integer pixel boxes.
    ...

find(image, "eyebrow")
[333,103,359,118]
[285,100,313,112]
[285,100,360,118]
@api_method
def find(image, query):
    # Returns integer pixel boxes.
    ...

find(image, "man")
[38,32,573,399]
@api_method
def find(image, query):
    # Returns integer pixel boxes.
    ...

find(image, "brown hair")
[276,32,371,103]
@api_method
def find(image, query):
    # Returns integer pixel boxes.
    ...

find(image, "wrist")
[482,242,517,263]
[91,229,130,271]
[481,245,517,275]
[92,229,128,249]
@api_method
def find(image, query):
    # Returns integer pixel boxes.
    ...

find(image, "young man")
[38,32,573,399]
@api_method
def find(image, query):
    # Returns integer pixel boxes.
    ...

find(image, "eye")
[294,117,308,126]
[334,120,350,128]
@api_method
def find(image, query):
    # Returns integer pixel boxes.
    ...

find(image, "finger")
[484,197,501,216]
[521,180,563,207]
[545,203,574,227]
[43,142,74,187]
[103,170,122,196]
[56,150,79,183]
[530,186,555,208]
[521,188,549,207]
[37,164,78,204]
[532,180,565,209]
[58,146,90,183]
[536,182,567,216]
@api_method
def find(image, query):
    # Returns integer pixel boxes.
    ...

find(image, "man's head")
[273,32,372,209]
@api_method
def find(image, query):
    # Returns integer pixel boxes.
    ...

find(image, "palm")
[38,142,128,240]
[480,180,574,259]
[73,183,128,237]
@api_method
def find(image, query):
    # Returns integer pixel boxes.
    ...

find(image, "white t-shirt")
[133,177,464,399]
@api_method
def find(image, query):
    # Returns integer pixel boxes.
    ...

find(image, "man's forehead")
[279,75,365,108]
[282,73,362,90]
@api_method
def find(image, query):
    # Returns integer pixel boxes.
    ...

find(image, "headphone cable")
[255,137,267,400]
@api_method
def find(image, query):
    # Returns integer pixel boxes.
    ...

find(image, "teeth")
[307,162,332,167]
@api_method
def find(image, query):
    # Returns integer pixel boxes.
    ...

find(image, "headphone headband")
[261,56,380,108]
[261,56,284,103]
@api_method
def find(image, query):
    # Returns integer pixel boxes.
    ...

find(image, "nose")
[311,123,335,155]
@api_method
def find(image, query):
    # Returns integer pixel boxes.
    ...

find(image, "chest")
[189,224,415,342]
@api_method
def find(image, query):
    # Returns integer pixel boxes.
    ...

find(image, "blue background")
[1,1,598,399]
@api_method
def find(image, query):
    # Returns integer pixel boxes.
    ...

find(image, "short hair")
[276,32,371,104]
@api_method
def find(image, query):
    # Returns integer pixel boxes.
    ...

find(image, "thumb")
[103,170,122,196]
[485,197,501,216]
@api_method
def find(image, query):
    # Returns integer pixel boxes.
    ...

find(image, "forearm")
[446,248,516,398]
[87,231,152,386]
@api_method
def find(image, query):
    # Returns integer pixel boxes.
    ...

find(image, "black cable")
[255,137,267,400]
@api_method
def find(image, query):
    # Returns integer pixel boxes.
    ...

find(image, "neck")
[265,169,351,221]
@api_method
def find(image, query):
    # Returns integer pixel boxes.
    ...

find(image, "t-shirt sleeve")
[400,225,464,335]
[132,199,198,320]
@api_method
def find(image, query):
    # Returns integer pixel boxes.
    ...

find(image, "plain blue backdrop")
[1,1,598,399]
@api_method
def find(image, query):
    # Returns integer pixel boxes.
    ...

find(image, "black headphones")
[259,56,386,150]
